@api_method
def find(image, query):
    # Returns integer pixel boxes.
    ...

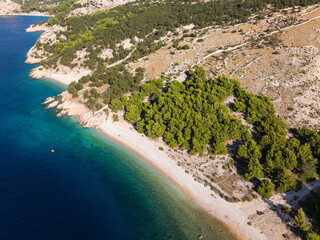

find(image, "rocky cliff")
[0,0,20,15]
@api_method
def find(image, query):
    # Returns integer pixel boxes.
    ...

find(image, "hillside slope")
[0,0,20,14]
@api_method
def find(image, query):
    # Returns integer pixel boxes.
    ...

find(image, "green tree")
[136,120,145,133]
[145,121,165,139]
[306,232,320,240]
[109,99,123,112]
[295,144,318,181]
[274,168,297,193]
[257,179,274,199]
[125,103,141,122]
[295,208,309,232]
[244,157,264,180]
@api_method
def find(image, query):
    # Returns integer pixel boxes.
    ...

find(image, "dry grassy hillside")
[130,4,320,130]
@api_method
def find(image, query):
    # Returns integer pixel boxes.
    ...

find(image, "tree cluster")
[122,67,251,155]
[234,89,319,193]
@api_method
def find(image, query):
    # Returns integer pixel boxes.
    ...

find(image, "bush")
[281,205,291,214]
[75,82,83,90]
[257,211,264,215]
[282,233,289,239]
[96,103,103,110]
[113,114,119,122]
[68,84,78,98]
[241,195,252,202]
[181,45,190,50]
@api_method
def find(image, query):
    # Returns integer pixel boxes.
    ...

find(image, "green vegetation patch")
[256,179,274,199]
[118,67,320,199]
[126,67,251,155]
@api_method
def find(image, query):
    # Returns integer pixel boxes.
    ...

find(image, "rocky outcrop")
[58,91,73,102]
[45,101,59,109]
[0,0,20,15]
[26,23,50,33]
[43,91,106,128]
[29,67,44,78]
[42,97,55,105]
[25,45,42,64]
[56,99,106,128]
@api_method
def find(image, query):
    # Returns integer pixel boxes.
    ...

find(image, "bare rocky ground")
[0,0,20,14]
[70,0,136,16]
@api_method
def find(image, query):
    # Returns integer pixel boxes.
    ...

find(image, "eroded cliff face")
[0,0,20,14]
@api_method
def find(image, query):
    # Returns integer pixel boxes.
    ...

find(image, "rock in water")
[45,101,59,109]
[42,97,55,105]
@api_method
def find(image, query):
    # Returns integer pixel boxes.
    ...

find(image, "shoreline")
[97,118,267,240]
[21,12,303,239]
[97,128,246,239]
[0,12,53,17]
[23,19,267,240]
[28,67,91,86]
[43,75,69,86]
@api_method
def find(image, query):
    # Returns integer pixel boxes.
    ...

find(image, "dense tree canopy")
[123,67,251,155]
[119,67,319,197]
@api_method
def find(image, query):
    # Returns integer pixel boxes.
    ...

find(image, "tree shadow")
[226,139,246,176]
[261,180,320,237]
[261,196,301,237]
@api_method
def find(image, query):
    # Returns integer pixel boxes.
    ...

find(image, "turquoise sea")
[0,16,236,240]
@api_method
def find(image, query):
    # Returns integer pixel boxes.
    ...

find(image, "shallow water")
[0,16,236,240]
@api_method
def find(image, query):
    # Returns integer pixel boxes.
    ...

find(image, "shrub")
[283,233,289,239]
[181,45,190,50]
[257,211,264,215]
[113,114,119,122]
[281,205,291,214]
[242,195,252,202]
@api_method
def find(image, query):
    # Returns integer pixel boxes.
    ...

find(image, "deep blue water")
[0,16,235,240]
